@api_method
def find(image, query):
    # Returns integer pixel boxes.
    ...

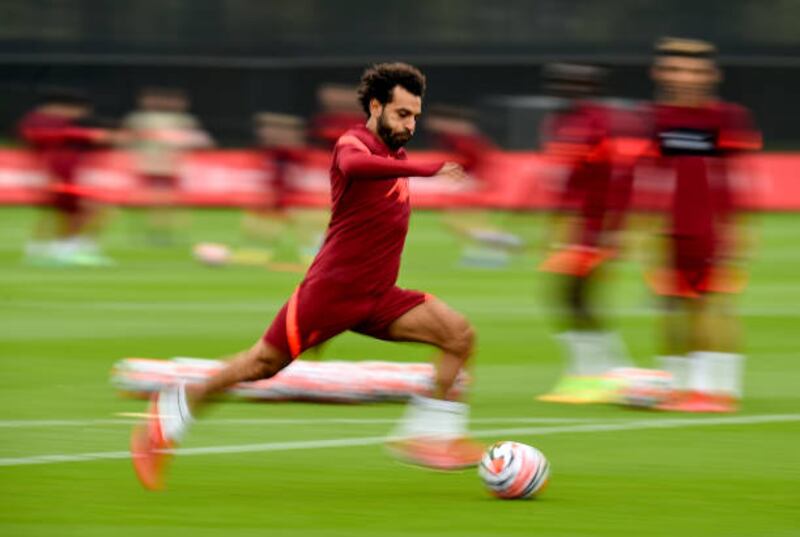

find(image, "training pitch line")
[0,413,797,468]
[0,416,600,428]
[7,299,800,318]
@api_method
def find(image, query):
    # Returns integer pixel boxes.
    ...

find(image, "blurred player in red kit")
[309,83,363,150]
[131,63,484,490]
[18,88,116,266]
[255,113,306,214]
[537,64,642,404]
[238,112,309,264]
[426,105,524,267]
[643,38,761,412]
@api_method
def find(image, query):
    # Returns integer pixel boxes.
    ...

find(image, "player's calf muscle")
[195,340,288,401]
[248,340,291,378]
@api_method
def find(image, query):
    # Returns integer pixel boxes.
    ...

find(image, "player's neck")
[365,117,380,139]
[364,118,392,152]
[658,91,716,108]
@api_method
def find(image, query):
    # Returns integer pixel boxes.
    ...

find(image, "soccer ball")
[607,367,674,408]
[478,441,550,499]
[193,242,231,266]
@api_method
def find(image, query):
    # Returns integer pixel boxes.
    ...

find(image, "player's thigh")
[264,280,372,358]
[352,286,426,340]
[386,295,474,352]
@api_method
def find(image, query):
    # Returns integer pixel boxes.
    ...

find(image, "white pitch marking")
[0,413,797,467]
[0,416,599,428]
[6,299,800,318]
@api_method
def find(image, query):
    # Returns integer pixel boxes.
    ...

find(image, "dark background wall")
[2,0,799,147]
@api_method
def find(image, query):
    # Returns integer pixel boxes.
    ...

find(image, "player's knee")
[460,323,477,358]
[443,316,475,359]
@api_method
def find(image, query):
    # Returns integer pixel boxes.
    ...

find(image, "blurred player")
[254,113,306,216]
[426,105,524,267]
[644,38,761,412]
[236,112,307,265]
[123,87,212,244]
[238,112,324,270]
[130,62,484,490]
[309,83,363,149]
[537,64,640,404]
[18,88,116,266]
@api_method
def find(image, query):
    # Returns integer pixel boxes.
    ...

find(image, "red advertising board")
[0,148,795,210]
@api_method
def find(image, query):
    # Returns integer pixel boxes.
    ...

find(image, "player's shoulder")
[545,102,592,131]
[712,101,761,150]
[711,100,749,114]
[575,99,617,121]
[710,100,753,123]
[19,111,56,128]
[335,126,374,155]
[576,99,608,115]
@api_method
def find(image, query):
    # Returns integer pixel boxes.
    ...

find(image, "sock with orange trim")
[393,395,468,440]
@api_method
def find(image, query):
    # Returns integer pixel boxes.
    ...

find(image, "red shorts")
[264,279,428,358]
[646,236,745,297]
[50,180,85,214]
[51,191,84,213]
[645,265,746,298]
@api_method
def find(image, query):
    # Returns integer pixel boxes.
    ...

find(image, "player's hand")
[110,130,133,145]
[437,162,466,182]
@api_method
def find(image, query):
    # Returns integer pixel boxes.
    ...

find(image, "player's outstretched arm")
[337,144,444,180]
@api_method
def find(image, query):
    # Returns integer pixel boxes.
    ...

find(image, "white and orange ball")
[478,441,550,499]
[607,367,674,408]
[193,242,231,266]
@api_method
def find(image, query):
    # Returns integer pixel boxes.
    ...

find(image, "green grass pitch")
[1,207,798,537]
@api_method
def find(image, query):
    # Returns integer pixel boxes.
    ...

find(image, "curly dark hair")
[655,37,716,59]
[357,62,427,117]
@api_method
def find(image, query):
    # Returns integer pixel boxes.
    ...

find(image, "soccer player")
[644,38,761,412]
[131,63,484,490]
[426,105,524,268]
[309,83,363,150]
[242,112,324,267]
[537,64,639,404]
[123,87,212,245]
[18,88,115,266]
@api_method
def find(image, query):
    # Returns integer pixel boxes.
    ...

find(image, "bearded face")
[377,107,413,150]
[369,85,421,151]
